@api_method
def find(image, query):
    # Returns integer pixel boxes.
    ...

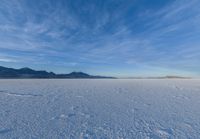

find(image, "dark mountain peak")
[19,67,34,71]
[0,66,6,69]
[0,66,13,70]
[66,71,91,78]
[20,67,32,70]
[69,71,89,76]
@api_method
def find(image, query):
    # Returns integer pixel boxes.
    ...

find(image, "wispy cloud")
[0,58,17,62]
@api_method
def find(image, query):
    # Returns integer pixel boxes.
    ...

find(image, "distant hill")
[123,76,191,79]
[160,76,191,79]
[0,66,115,79]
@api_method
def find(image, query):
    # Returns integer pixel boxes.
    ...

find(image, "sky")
[0,0,200,77]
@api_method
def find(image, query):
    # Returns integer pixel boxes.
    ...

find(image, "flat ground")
[0,79,200,139]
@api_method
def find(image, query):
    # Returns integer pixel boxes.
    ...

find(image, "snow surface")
[0,79,200,139]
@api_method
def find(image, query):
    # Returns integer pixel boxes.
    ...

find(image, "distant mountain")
[0,66,115,79]
[161,76,191,79]
[123,76,191,79]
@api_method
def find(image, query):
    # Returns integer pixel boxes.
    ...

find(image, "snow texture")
[0,79,200,139]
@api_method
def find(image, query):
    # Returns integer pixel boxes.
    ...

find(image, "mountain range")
[0,66,114,79]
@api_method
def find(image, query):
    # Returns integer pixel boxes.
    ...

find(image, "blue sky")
[0,0,200,77]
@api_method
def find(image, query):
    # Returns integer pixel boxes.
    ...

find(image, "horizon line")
[0,65,198,79]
